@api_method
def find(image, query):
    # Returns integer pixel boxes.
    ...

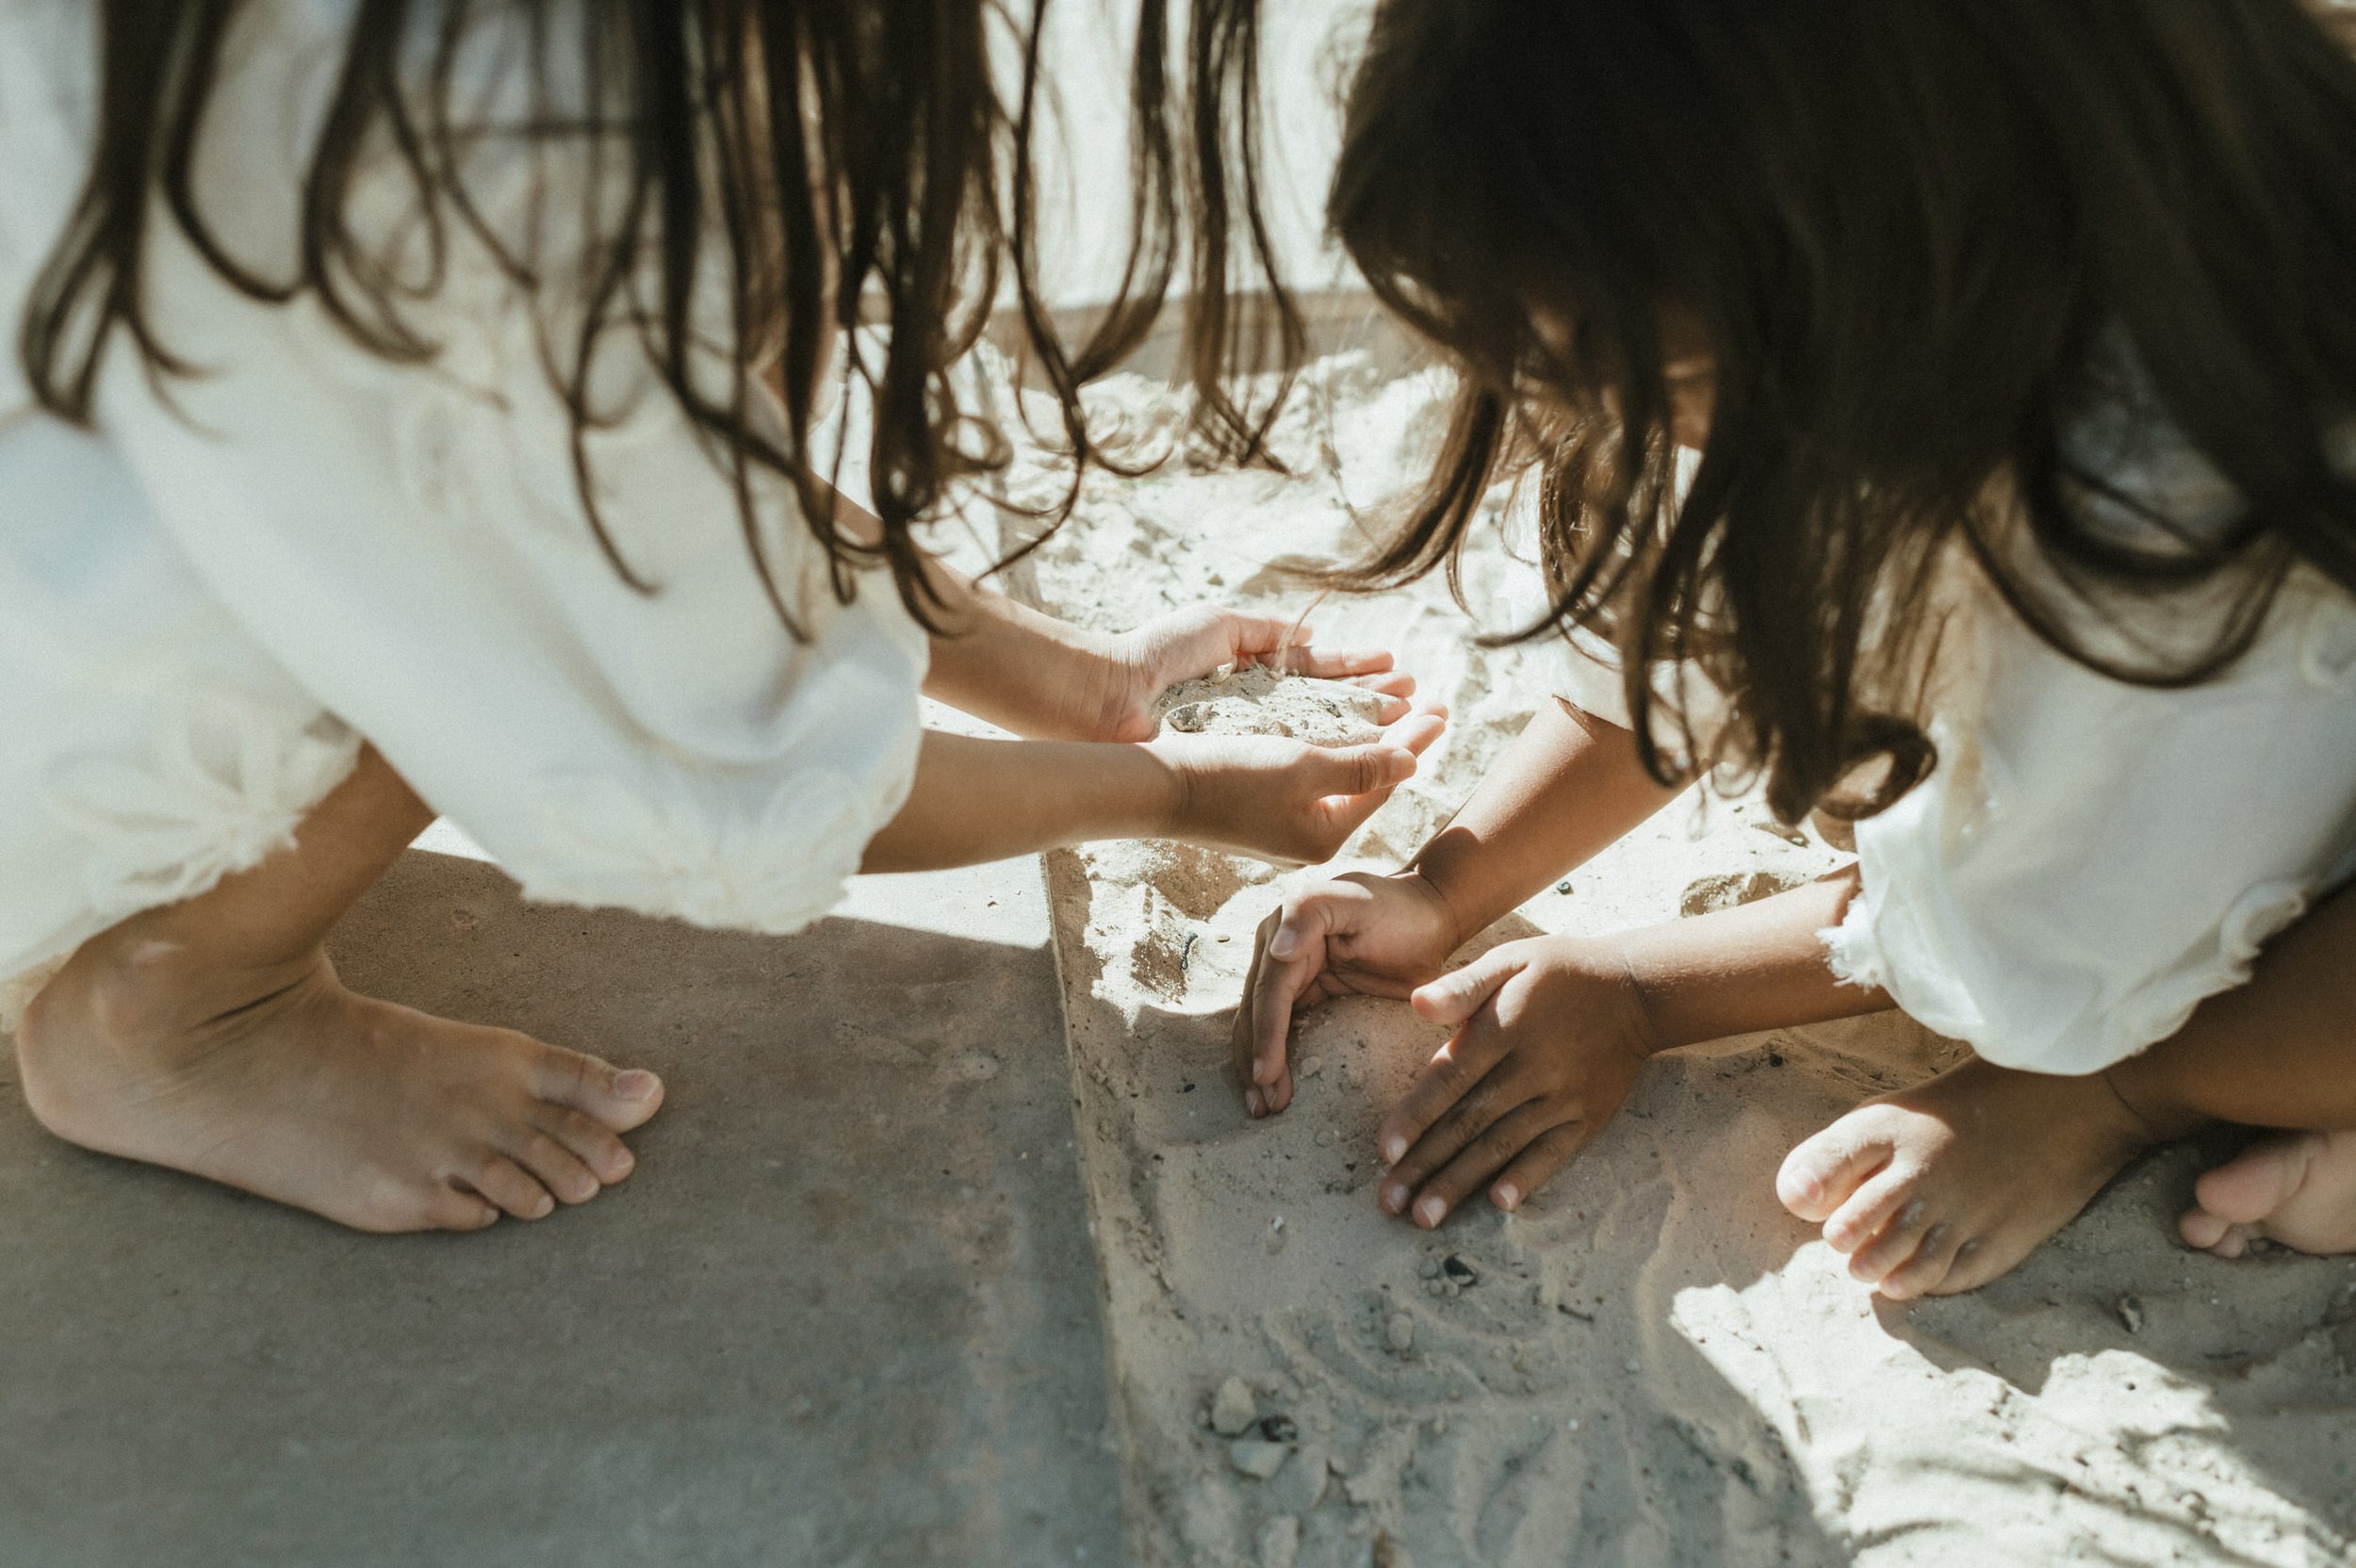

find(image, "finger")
[533,1103,638,1185]
[1375,996,1519,1173]
[499,1125,604,1206]
[459,1155,557,1221]
[1489,1120,1599,1212]
[1409,947,1519,1027]
[1383,706,1448,756]
[1288,645,1398,679]
[1312,741,1418,805]
[1403,1098,1567,1228]
[1365,693,1414,727]
[1231,916,1273,1115]
[1243,891,1354,1100]
[1225,614,1313,664]
[1350,671,1417,700]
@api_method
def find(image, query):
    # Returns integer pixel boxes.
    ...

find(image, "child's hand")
[1094,605,1413,742]
[1373,936,1655,1228]
[1150,707,1446,865]
[1230,870,1464,1118]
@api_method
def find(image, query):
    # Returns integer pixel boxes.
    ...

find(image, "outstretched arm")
[819,485,1411,742]
[859,714,1447,874]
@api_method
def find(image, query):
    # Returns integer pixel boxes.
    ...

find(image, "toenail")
[1382,1184,1408,1213]
[1414,1196,1446,1227]
[1383,1135,1407,1163]
[615,1070,659,1101]
[1494,1183,1519,1210]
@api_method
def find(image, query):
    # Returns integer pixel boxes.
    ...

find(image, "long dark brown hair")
[19,0,1295,634]
[1332,0,2356,822]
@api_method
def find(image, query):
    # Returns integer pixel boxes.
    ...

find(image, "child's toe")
[1822,1164,1917,1254]
[1777,1120,1894,1224]
[2192,1135,2310,1228]
[1875,1222,1965,1299]
[1847,1197,1936,1283]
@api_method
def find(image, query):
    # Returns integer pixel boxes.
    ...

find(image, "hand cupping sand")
[1153,664,1388,746]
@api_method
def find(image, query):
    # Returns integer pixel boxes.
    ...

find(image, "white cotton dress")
[1548,390,2356,1078]
[0,3,928,1028]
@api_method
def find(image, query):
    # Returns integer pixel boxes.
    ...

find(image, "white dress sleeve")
[1,2,924,1021]
[103,257,924,943]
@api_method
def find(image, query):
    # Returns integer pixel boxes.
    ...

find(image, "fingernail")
[1383,1135,1407,1163]
[1382,1184,1408,1214]
[1414,1196,1447,1227]
[1494,1183,1519,1211]
[1268,927,1298,959]
[615,1070,659,1101]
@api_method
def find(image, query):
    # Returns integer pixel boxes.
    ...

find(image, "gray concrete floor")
[0,847,1121,1568]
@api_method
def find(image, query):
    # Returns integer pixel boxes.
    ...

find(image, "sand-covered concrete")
[982,338,2356,1568]
[0,845,1120,1568]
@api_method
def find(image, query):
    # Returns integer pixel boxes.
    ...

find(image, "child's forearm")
[1409,699,1682,941]
[859,730,1174,873]
[819,482,1109,741]
[919,570,1117,741]
[1604,867,1893,1054]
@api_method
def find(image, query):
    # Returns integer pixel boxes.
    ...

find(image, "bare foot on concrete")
[17,943,663,1232]
[1775,1057,2154,1299]
[2179,1129,2356,1259]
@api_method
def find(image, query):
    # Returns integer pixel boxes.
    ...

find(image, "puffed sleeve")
[87,24,925,939]
[1824,567,2356,1075]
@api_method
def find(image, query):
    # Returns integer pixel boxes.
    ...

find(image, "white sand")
[959,336,2356,1566]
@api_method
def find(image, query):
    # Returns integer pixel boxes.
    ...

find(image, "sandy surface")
[962,336,2356,1566]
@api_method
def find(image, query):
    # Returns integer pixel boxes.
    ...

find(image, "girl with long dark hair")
[0,1,1447,1232]
[1234,0,2356,1294]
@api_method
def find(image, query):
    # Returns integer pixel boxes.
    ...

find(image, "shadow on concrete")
[0,848,1121,1568]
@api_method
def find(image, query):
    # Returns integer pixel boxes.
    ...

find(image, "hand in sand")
[1372,936,1653,1228]
[1154,707,1447,867]
[1095,605,1413,742]
[1231,871,1464,1119]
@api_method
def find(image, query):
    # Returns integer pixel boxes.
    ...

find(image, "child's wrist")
[1137,738,1195,838]
[1548,934,1668,1063]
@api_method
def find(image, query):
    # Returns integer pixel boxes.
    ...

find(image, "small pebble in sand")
[1385,1314,1415,1352]
[1424,1280,1446,1298]
[1299,1056,1325,1080]
[1315,1127,1337,1148]
[1210,1376,1258,1436]
[2117,1295,2146,1335]
[1417,1257,1442,1281]
[1230,1438,1289,1479]
[1555,879,1574,895]
[1258,1414,1300,1444]
[1625,1359,1643,1374]
[1442,1254,1479,1287]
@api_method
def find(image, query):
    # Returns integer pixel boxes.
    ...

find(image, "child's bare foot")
[1775,1057,2155,1299]
[2179,1130,2356,1259]
[16,939,663,1232]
